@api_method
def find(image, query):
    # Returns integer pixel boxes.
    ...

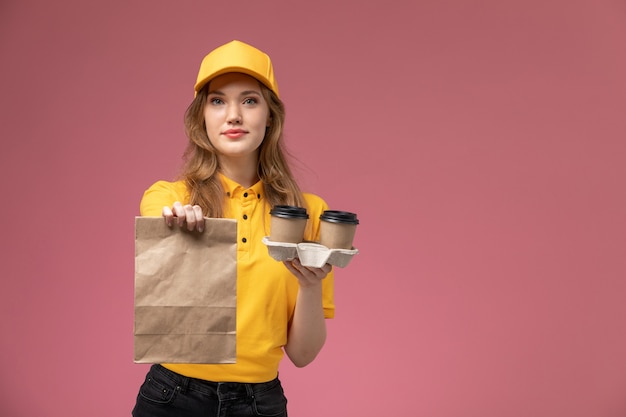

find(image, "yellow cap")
[194,40,279,97]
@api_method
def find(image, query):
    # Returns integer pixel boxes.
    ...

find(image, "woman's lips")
[223,129,247,139]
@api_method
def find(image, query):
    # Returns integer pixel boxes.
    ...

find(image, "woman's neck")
[219,156,259,188]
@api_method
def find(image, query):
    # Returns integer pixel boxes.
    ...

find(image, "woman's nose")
[227,105,242,124]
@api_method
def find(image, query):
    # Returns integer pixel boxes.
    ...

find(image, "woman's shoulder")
[144,179,188,194]
[140,180,189,216]
[302,192,330,214]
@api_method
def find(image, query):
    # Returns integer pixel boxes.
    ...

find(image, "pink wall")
[1,0,625,416]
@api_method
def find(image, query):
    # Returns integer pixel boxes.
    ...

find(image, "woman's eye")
[243,98,257,105]
[209,98,223,105]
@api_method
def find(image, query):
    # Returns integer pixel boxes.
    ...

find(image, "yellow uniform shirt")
[139,174,335,382]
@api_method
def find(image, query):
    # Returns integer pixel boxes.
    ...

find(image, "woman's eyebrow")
[207,90,262,96]
[239,90,262,96]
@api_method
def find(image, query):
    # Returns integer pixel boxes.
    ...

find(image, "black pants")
[132,365,288,417]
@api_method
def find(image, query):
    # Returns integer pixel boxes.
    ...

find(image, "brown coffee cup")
[319,210,359,249]
[269,205,309,243]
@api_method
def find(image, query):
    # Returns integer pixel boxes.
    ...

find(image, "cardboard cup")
[269,205,308,243]
[319,210,359,249]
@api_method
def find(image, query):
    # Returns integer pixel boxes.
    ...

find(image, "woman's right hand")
[162,201,205,232]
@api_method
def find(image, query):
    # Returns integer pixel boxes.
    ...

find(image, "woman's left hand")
[283,258,331,288]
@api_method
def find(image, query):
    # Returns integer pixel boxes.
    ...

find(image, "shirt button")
[243,214,248,220]
[257,194,261,199]
[243,192,248,197]
[242,237,247,243]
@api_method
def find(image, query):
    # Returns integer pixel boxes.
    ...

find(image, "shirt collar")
[219,173,264,200]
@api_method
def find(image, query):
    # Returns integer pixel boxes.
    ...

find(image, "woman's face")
[204,72,271,165]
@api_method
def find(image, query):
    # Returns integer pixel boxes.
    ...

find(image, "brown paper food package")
[134,216,237,364]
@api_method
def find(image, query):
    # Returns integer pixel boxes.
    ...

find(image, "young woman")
[132,40,334,417]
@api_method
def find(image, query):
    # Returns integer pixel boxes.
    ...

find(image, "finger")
[283,260,301,276]
[300,261,331,279]
[162,206,174,227]
[192,205,204,232]
[291,259,317,278]
[291,258,305,273]
[183,205,197,231]
[172,202,185,227]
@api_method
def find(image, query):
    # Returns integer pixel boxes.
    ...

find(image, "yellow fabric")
[194,40,280,97]
[139,175,335,382]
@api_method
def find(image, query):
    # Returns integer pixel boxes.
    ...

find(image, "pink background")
[1,0,625,416]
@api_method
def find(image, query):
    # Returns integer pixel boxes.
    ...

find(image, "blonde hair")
[180,81,305,218]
